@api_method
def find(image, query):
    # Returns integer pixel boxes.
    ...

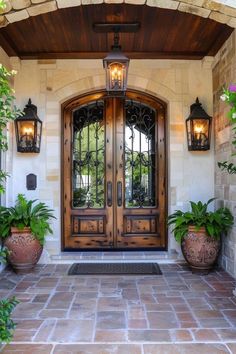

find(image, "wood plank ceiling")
[0,4,233,60]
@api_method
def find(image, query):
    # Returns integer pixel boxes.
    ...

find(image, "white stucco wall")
[0,53,215,260]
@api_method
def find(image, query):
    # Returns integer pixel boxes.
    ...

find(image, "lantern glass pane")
[35,121,42,149]
[186,119,192,147]
[17,120,34,149]
[192,119,209,147]
[108,62,125,91]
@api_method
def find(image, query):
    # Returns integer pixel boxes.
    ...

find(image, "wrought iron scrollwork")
[72,100,105,208]
[125,100,156,208]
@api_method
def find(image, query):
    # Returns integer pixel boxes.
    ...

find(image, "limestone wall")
[4,56,214,260]
[213,30,236,277]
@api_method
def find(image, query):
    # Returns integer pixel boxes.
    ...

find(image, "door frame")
[61,89,168,251]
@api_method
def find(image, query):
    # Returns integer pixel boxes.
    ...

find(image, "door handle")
[107,181,112,207]
[117,181,122,207]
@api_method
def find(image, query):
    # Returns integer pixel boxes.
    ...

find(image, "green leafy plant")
[0,52,23,262]
[0,64,22,190]
[0,2,20,345]
[0,297,19,344]
[218,85,236,174]
[0,194,56,245]
[168,198,234,243]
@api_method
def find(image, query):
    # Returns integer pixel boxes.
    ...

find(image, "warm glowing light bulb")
[23,127,33,135]
[195,125,203,134]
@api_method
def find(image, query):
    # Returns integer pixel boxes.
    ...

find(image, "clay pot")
[181,226,221,273]
[4,227,43,273]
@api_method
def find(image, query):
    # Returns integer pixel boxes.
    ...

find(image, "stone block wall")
[4,56,214,260]
[213,30,236,277]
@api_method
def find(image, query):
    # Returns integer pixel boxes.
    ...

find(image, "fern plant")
[168,198,233,243]
[0,194,56,245]
[0,297,19,344]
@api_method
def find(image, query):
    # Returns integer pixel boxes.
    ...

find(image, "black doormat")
[68,262,162,275]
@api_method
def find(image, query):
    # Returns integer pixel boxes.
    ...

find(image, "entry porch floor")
[0,263,236,353]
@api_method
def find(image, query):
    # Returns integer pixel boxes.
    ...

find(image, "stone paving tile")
[147,311,179,329]
[171,329,193,342]
[46,291,75,309]
[1,344,53,353]
[39,309,68,319]
[216,329,236,341]
[34,319,56,342]
[192,329,221,341]
[50,319,94,342]
[36,277,59,288]
[128,329,171,342]
[198,318,231,328]
[12,302,44,319]
[97,297,127,311]
[12,319,44,342]
[32,294,50,303]
[12,329,37,342]
[222,310,236,326]
[95,330,127,342]
[96,311,126,329]
[68,300,96,320]
[15,319,43,330]
[128,318,148,328]
[128,305,146,319]
[53,344,142,354]
[143,343,230,353]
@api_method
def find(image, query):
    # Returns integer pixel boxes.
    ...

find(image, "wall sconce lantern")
[15,99,42,153]
[186,98,212,151]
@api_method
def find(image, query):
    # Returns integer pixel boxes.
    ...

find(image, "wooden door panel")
[63,96,113,249]
[116,97,166,248]
[124,215,158,234]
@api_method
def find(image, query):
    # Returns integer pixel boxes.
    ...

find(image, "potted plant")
[0,194,56,273]
[168,198,233,273]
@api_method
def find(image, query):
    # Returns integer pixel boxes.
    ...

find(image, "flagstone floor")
[0,263,236,353]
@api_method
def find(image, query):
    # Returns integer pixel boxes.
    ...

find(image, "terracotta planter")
[181,226,221,273]
[4,227,43,273]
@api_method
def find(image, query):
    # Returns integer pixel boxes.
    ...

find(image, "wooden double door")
[63,91,166,250]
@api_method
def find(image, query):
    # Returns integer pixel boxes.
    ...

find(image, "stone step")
[50,251,182,264]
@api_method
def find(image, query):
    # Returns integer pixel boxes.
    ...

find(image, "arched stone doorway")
[62,90,167,250]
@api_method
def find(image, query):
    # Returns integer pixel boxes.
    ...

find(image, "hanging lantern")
[103,32,130,95]
[186,98,212,151]
[15,99,42,153]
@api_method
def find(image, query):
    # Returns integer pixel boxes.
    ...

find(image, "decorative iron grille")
[125,100,156,208]
[72,101,105,208]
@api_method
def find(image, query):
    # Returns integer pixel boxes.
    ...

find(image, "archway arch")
[62,89,167,250]
[2,1,236,28]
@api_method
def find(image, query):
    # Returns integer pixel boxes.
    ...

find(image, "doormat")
[68,262,162,275]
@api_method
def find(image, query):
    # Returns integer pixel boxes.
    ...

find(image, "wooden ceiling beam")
[18,51,206,60]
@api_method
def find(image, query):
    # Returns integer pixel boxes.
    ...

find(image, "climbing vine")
[218,85,236,174]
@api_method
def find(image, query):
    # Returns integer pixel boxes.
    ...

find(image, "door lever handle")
[117,181,122,207]
[107,181,112,207]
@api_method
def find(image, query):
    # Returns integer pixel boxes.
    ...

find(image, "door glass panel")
[125,100,156,208]
[72,101,105,208]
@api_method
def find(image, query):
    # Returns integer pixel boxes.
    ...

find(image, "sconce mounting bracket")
[93,22,140,33]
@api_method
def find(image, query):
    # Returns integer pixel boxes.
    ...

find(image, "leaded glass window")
[72,101,105,208]
[125,100,156,208]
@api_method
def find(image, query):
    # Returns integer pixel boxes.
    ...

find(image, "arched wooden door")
[62,91,167,250]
